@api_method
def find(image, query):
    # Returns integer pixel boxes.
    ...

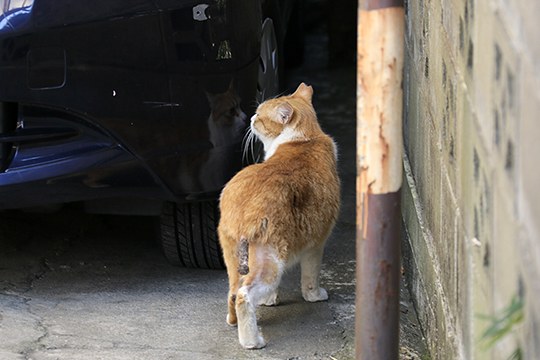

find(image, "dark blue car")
[0,0,300,268]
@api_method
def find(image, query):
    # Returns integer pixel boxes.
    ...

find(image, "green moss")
[478,295,524,359]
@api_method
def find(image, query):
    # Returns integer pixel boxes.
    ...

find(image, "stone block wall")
[401,0,540,358]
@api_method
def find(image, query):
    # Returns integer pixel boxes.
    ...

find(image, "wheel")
[257,18,280,103]
[159,201,225,269]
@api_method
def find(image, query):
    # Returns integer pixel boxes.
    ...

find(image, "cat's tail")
[237,237,249,275]
[237,218,267,275]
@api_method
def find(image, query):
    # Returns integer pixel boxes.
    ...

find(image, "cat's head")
[207,81,247,128]
[250,83,321,157]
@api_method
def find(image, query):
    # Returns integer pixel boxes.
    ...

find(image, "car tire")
[159,201,225,269]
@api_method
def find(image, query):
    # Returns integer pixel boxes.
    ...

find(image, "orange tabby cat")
[218,83,341,349]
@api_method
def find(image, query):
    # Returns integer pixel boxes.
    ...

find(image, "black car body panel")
[0,0,274,210]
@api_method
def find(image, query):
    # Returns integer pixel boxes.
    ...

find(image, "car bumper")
[0,0,263,209]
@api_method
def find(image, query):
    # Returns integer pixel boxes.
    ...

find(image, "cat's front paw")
[259,292,280,306]
[302,287,328,302]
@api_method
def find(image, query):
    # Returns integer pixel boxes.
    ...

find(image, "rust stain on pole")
[356,0,404,359]
[356,192,401,359]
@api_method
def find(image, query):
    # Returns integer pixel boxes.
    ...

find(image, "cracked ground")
[0,13,427,360]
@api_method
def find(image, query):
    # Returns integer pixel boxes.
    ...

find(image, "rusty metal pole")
[356,0,404,359]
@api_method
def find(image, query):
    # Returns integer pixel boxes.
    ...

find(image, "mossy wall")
[401,0,540,358]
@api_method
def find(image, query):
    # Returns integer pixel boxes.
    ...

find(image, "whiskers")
[242,126,261,164]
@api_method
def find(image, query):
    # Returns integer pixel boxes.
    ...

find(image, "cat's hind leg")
[235,284,267,349]
[221,244,241,326]
[300,244,328,302]
[226,271,240,326]
[235,246,283,349]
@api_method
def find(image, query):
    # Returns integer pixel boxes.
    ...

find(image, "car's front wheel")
[159,201,225,269]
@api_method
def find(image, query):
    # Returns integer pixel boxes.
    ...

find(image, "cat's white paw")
[240,334,267,349]
[302,287,328,302]
[259,292,280,306]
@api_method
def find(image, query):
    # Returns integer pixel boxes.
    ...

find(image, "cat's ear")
[292,82,313,102]
[227,78,235,91]
[206,92,216,105]
[276,102,294,124]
